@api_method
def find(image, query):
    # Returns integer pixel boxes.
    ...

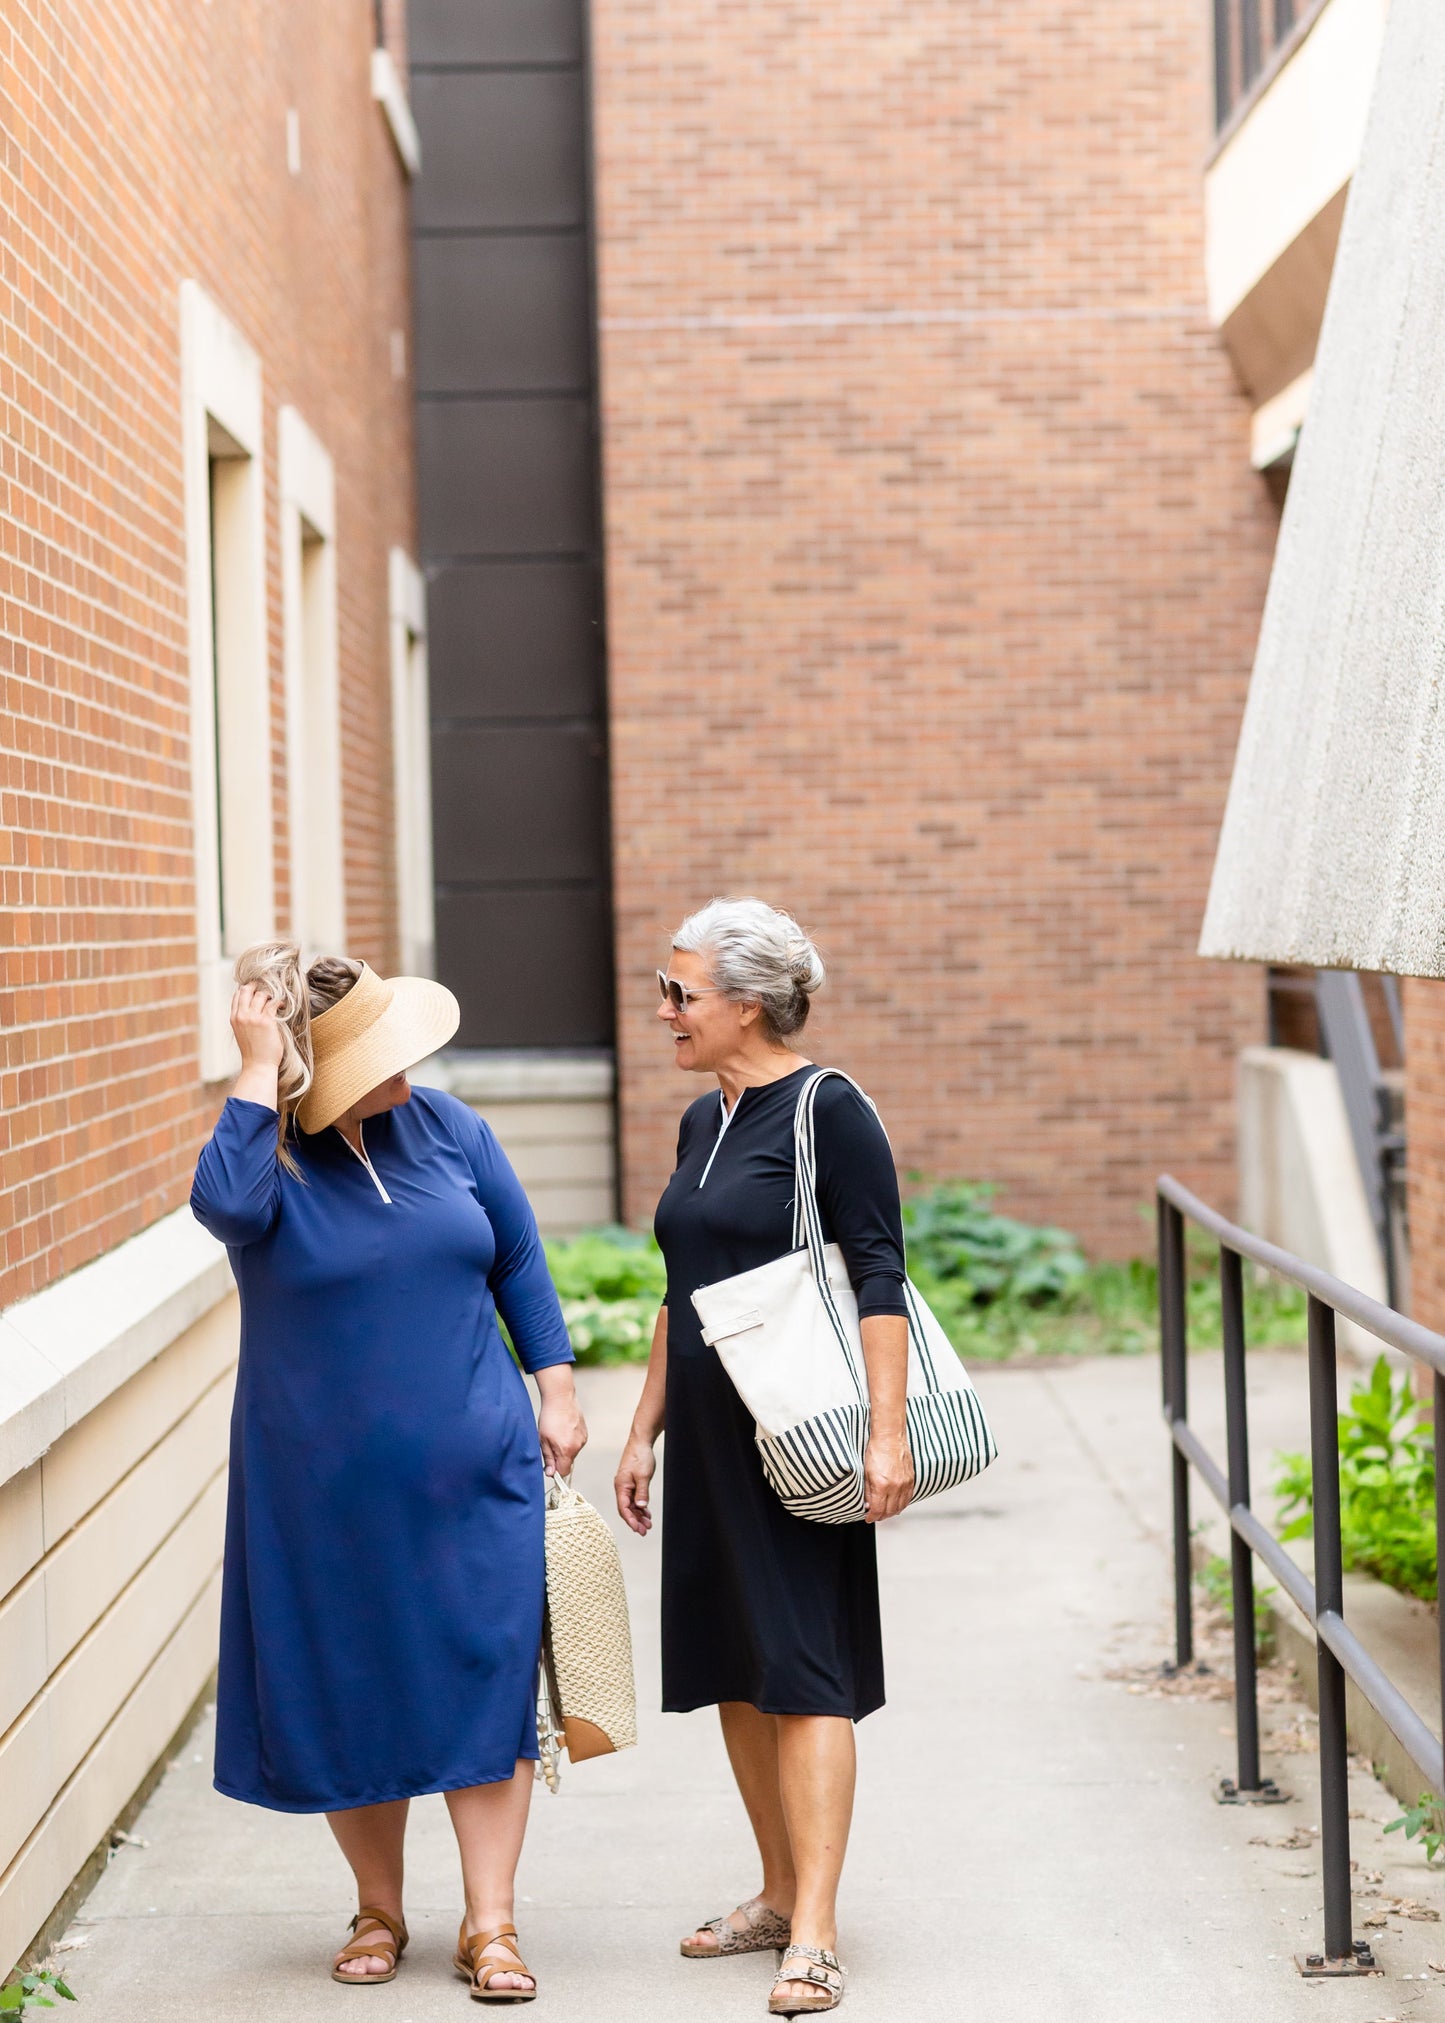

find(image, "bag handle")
[790,1070,933,1394]
[789,1068,882,1251]
[789,1069,884,1411]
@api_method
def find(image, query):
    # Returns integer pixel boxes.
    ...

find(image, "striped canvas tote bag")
[691,1069,998,1523]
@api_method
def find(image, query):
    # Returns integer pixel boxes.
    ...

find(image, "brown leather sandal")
[331,1905,408,1985]
[452,1921,537,2004]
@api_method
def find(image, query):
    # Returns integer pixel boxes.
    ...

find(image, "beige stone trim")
[416,1050,617,1103]
[0,1571,222,1975]
[180,281,272,1082]
[0,1208,231,1493]
[372,48,420,178]
[389,549,434,977]
[279,407,345,959]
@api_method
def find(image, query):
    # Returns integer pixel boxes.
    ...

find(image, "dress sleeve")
[190,1098,284,1247]
[441,1097,575,1374]
[811,1079,909,1320]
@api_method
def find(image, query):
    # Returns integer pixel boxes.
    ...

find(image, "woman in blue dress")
[191,943,584,2001]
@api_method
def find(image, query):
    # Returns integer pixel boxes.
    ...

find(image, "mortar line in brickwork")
[600,302,1205,333]
[421,550,593,566]
[414,224,584,241]
[409,60,581,75]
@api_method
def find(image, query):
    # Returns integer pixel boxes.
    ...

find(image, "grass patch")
[1196,1548,1276,1661]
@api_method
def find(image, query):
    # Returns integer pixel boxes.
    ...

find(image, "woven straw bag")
[535,1474,637,1792]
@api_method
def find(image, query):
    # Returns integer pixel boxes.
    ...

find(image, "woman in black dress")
[615,897,914,2017]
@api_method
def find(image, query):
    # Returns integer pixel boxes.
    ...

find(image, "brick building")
[590,0,1278,1249]
[407,0,1285,1260]
[0,0,422,1970]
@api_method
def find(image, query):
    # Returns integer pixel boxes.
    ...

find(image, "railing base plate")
[1216,1776,1288,1806]
[1294,1946,1380,1978]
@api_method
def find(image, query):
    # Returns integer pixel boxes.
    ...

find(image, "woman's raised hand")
[614,1436,656,1536]
[229,983,285,1111]
[231,983,285,1069]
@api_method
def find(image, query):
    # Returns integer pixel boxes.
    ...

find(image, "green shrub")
[901,1183,1087,1304]
[543,1226,666,1304]
[544,1226,665,1365]
[905,1191,1306,1363]
[1274,1356,1436,1602]
[541,1196,1311,1371]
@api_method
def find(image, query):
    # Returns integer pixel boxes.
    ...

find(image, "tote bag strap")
[789,1069,885,1413]
[790,1068,884,1251]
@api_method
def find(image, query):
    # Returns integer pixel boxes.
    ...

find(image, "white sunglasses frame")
[656,969,724,1012]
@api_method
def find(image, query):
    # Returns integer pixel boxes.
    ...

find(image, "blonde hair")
[671,897,825,1042]
[233,943,363,1176]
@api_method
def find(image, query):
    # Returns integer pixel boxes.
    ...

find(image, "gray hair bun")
[671,897,825,1042]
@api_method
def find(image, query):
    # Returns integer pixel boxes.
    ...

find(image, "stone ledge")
[0,1210,232,1492]
[413,1048,616,1104]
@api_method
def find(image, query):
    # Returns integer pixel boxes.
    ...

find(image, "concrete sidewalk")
[47,1355,1445,2021]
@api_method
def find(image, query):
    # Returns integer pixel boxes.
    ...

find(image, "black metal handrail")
[1158,1176,1445,1976]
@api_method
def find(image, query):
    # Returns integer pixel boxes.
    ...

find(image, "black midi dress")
[654,1065,908,1721]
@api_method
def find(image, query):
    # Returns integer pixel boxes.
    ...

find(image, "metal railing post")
[1159,1194,1192,1669]
[1154,1174,1440,1975]
[1220,1245,1262,1793]
[1307,1295,1354,1963]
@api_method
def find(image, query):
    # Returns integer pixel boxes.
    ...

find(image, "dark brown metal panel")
[427,562,601,719]
[411,71,586,231]
[431,724,607,883]
[409,0,583,66]
[412,0,613,1051]
[417,398,596,557]
[434,887,613,1049]
[414,237,591,394]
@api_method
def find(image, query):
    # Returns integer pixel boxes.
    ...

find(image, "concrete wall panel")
[1202,0,1445,976]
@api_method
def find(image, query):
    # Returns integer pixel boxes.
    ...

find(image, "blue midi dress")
[190,1085,574,1813]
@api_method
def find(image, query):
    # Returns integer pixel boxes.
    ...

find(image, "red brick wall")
[593,0,1279,1254]
[0,1,415,1303]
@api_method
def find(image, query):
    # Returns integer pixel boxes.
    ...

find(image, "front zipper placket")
[698,1086,742,1189]
[337,1119,393,1204]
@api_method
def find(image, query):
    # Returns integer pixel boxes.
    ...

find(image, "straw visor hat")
[296,965,459,1135]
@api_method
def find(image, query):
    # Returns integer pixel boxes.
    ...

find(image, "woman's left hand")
[863,1430,915,1523]
[535,1366,588,1478]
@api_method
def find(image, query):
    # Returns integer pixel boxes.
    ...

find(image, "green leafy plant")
[901,1183,1087,1305]
[1385,1791,1445,1866]
[0,1971,76,2014]
[544,1226,665,1366]
[1274,1356,1436,1601]
[904,1193,1306,1364]
[1196,1549,1276,1660]
[541,1196,1311,1371]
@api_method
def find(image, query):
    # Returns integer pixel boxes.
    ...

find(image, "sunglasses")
[657,969,723,1013]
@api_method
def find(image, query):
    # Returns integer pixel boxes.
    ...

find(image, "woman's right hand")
[615,1436,657,1536]
[231,983,285,1070]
